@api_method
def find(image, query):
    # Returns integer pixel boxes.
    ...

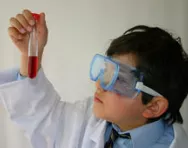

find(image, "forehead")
[112,53,137,67]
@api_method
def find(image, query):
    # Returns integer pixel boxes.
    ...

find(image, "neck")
[115,118,147,132]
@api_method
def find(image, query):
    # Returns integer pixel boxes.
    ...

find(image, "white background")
[0,0,187,147]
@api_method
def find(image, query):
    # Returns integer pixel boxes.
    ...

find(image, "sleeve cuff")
[17,72,27,80]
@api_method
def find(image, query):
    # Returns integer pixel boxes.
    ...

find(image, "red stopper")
[32,13,40,21]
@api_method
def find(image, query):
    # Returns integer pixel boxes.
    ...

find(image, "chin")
[92,105,105,119]
[93,107,119,123]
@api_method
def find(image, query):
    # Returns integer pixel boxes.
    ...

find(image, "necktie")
[104,128,131,148]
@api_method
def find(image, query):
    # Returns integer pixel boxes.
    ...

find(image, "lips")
[94,94,103,103]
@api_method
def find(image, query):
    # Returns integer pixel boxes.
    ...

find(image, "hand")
[8,9,48,76]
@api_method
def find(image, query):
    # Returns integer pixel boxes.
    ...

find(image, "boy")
[0,9,188,148]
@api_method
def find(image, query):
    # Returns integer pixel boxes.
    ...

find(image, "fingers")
[8,9,48,41]
[9,9,35,34]
[22,9,35,26]
[8,27,24,40]
[10,17,26,34]
[16,13,32,32]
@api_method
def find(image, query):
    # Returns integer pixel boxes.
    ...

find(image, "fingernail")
[29,20,35,26]
[20,28,26,34]
[27,26,32,32]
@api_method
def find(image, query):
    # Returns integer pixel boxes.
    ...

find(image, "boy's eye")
[117,76,125,82]
[117,76,129,85]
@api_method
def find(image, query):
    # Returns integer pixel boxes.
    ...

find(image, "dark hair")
[106,25,188,124]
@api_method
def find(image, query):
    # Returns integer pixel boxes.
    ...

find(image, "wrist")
[20,55,28,76]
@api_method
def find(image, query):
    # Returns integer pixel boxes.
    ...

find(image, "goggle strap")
[135,82,162,97]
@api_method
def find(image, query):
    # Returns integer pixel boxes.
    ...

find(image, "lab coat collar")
[89,116,107,148]
[170,123,188,148]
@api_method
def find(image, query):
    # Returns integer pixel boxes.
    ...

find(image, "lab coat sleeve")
[0,68,65,148]
[0,67,20,84]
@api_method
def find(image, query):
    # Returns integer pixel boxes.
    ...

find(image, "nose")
[95,80,105,93]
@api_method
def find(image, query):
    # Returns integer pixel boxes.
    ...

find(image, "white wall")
[0,0,188,147]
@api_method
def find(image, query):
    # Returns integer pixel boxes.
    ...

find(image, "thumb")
[39,12,46,25]
[36,12,47,33]
[36,12,46,29]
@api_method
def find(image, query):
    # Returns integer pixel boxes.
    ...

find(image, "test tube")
[28,13,40,79]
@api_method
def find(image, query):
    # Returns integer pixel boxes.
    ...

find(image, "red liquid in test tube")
[28,56,38,79]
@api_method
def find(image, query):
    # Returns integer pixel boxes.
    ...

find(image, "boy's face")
[93,54,148,130]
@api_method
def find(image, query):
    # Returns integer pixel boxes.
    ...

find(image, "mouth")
[94,94,103,103]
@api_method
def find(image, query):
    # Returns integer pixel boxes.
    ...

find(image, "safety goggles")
[90,54,162,98]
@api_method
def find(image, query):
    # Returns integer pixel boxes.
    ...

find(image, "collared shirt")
[105,120,174,148]
[17,73,26,80]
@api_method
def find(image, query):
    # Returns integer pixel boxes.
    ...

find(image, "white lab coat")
[0,68,188,148]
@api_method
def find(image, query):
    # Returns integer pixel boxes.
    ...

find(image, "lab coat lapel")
[82,115,107,148]
[90,119,107,148]
[170,123,188,148]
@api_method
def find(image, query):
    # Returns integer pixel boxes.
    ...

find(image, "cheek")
[106,98,125,113]
[93,93,121,119]
[93,101,105,118]
[105,96,145,121]
[102,95,129,120]
[122,98,146,122]
[93,92,145,122]
[109,99,131,116]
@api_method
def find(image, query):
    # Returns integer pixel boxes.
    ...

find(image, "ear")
[142,96,169,119]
